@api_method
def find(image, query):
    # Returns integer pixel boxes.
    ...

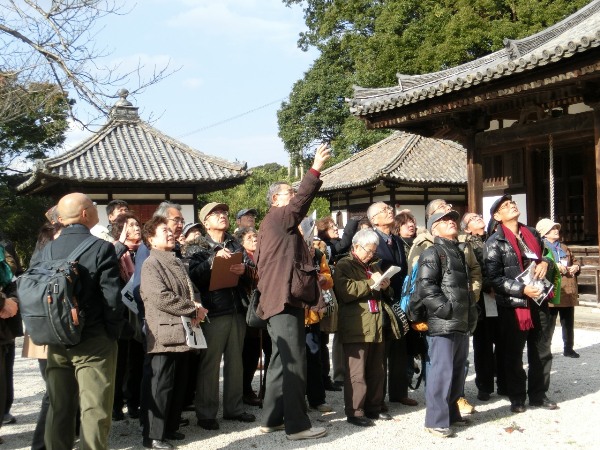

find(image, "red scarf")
[501,224,542,331]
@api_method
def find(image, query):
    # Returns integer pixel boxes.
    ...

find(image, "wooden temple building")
[17,90,249,224]
[317,131,467,227]
[348,0,600,245]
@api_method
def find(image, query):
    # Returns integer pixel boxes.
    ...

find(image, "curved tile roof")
[350,0,600,116]
[316,131,466,192]
[17,92,248,192]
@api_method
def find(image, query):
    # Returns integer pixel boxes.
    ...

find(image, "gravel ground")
[3,323,599,450]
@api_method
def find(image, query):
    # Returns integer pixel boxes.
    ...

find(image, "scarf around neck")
[501,223,542,331]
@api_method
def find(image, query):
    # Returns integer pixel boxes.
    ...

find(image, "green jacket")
[333,254,400,344]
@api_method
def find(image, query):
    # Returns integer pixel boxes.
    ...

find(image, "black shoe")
[529,396,558,410]
[365,412,392,421]
[564,349,580,358]
[477,391,491,401]
[333,380,344,388]
[165,431,185,440]
[497,388,508,397]
[223,412,256,423]
[127,407,140,419]
[179,418,190,427]
[112,409,125,421]
[142,438,173,449]
[197,419,219,430]
[243,392,263,406]
[510,401,526,413]
[347,416,375,427]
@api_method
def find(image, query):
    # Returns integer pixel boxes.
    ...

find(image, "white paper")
[181,316,207,349]
[483,292,498,317]
[120,275,139,314]
[371,265,401,291]
[515,262,554,306]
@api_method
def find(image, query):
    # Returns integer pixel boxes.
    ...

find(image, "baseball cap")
[199,202,229,223]
[236,208,257,220]
[427,210,460,234]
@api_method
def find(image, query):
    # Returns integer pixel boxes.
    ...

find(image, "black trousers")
[384,337,409,401]
[242,327,272,396]
[473,311,505,395]
[497,303,553,404]
[548,307,575,351]
[144,352,189,441]
[305,323,325,407]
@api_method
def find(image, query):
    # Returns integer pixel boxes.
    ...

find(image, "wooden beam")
[466,130,483,214]
[476,112,594,148]
[593,106,600,247]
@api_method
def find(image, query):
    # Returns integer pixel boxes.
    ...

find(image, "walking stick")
[259,328,264,408]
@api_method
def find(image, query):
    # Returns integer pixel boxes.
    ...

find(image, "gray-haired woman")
[332,229,401,427]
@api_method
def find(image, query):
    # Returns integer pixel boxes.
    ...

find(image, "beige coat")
[140,249,197,353]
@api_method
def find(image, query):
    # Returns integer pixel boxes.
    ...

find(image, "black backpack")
[17,236,97,346]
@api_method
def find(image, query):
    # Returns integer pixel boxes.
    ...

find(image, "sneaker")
[259,424,285,433]
[312,403,333,413]
[286,427,327,441]
[457,397,475,415]
[425,427,454,438]
[3,413,16,425]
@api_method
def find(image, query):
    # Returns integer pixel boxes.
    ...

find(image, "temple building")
[349,0,600,245]
[17,89,249,224]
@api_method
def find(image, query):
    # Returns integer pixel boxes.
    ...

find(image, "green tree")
[279,0,590,158]
[199,163,330,231]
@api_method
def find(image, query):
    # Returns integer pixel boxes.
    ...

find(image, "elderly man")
[407,198,481,415]
[255,143,330,441]
[484,195,556,414]
[416,210,477,438]
[32,193,122,449]
[188,202,255,430]
[366,202,414,408]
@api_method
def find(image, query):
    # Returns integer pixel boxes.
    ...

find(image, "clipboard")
[209,252,243,291]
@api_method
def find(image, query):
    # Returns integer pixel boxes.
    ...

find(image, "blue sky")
[64,0,318,168]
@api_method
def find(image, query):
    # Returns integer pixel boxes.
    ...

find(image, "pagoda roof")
[17,90,248,194]
[316,131,466,193]
[349,0,600,117]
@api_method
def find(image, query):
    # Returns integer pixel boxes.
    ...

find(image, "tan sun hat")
[535,218,560,237]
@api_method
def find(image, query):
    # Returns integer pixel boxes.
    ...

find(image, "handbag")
[246,289,267,329]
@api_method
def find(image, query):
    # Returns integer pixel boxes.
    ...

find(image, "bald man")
[32,193,123,450]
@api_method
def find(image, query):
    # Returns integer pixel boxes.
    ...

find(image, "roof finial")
[115,88,133,107]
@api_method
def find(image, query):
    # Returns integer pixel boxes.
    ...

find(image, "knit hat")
[536,218,560,237]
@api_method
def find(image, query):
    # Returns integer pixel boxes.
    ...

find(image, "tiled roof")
[17,91,248,192]
[316,132,466,192]
[350,0,600,116]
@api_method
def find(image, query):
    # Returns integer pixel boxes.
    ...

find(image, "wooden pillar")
[465,130,483,214]
[592,106,600,246]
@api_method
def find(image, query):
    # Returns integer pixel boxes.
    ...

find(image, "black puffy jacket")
[483,224,550,308]
[415,237,477,336]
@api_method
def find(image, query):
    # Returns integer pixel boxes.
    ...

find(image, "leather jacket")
[415,237,477,336]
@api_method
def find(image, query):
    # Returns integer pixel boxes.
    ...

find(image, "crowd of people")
[0,146,582,447]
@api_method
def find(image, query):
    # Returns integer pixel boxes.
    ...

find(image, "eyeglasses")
[372,206,393,217]
[167,217,185,225]
[466,214,483,225]
[359,245,376,257]
[433,203,452,214]
[498,200,516,212]
[83,202,97,211]
[207,210,229,219]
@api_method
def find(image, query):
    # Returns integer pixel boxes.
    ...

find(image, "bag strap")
[66,236,99,262]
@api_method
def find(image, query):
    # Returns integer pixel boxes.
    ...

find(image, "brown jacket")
[255,171,322,319]
[551,243,579,308]
[140,249,197,353]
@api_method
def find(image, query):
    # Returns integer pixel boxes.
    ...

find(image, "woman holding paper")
[333,229,402,427]
[140,216,206,449]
